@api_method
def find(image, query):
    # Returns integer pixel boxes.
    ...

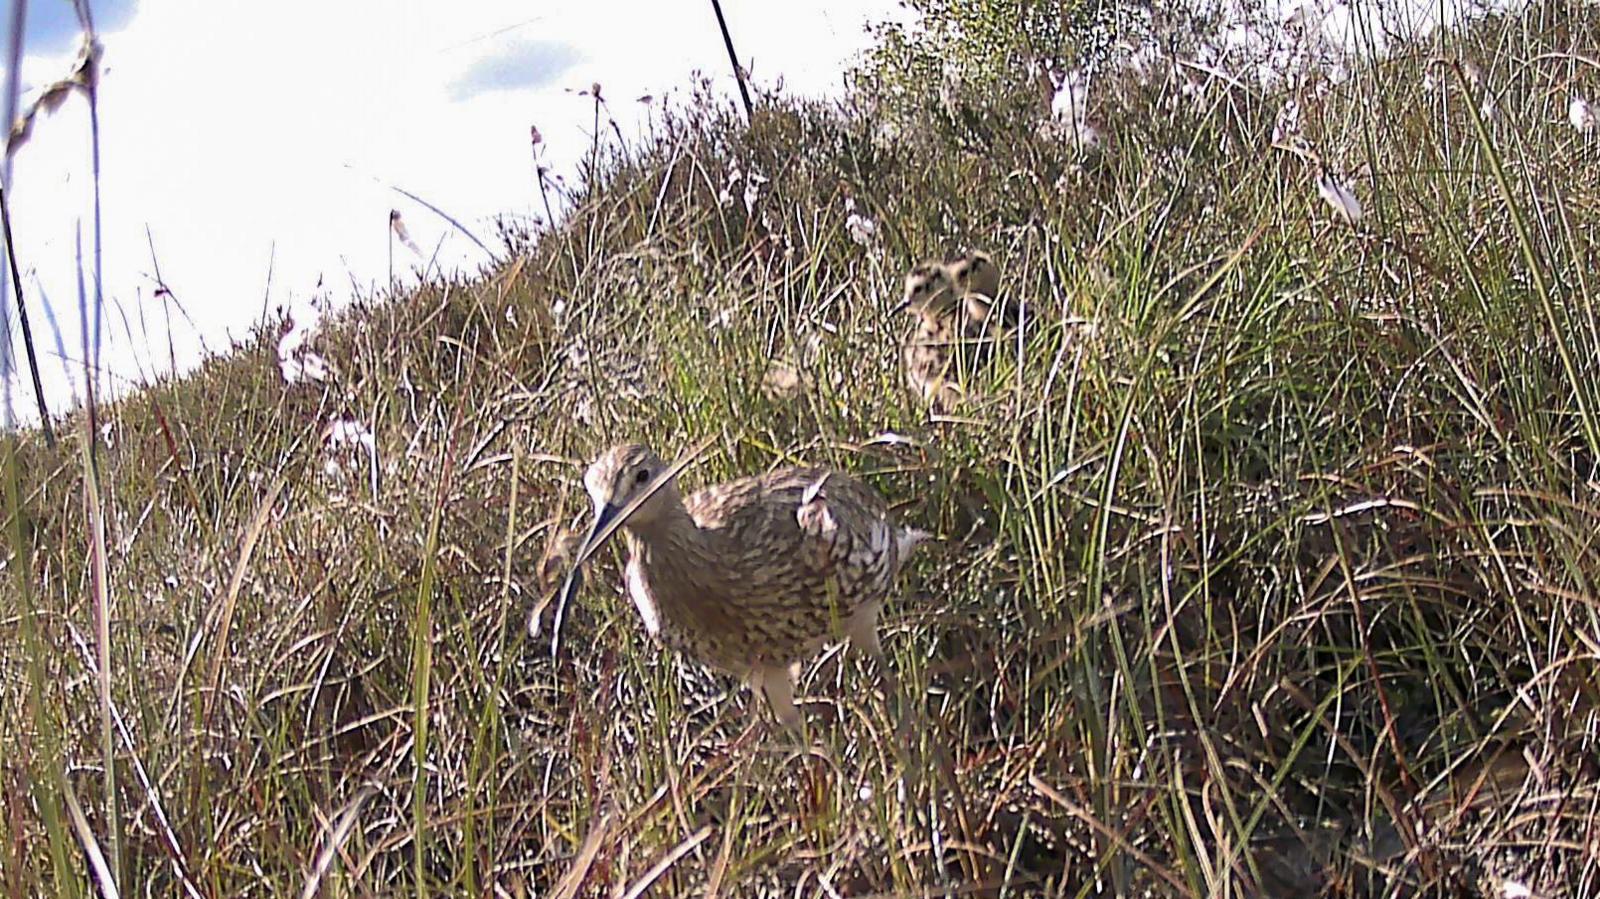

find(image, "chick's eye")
[634,469,651,485]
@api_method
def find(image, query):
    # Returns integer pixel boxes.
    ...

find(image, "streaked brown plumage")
[557,443,928,727]
[901,250,1012,411]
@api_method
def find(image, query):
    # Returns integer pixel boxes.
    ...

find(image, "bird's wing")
[685,467,898,597]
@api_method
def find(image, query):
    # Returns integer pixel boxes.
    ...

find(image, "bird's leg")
[845,604,924,804]
[845,610,891,679]
[845,605,908,731]
[750,664,804,736]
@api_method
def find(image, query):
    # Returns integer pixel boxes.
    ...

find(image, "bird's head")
[945,250,999,302]
[581,442,680,532]
[538,442,685,656]
[897,263,958,317]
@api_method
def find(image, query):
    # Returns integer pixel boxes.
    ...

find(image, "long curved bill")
[542,435,718,661]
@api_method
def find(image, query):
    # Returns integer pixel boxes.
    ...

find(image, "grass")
[3,1,1599,896]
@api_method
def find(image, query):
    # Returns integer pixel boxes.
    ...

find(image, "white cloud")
[448,38,584,100]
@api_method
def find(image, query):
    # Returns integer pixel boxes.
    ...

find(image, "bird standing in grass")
[900,250,1012,412]
[542,443,928,729]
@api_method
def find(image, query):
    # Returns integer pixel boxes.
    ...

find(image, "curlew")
[899,249,1013,412]
[540,442,928,729]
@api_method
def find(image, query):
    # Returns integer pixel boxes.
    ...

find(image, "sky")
[0,0,1527,423]
[0,0,911,421]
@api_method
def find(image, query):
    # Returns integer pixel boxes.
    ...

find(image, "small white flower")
[846,212,876,246]
[1570,96,1595,132]
[718,166,742,208]
[1048,69,1103,152]
[1316,172,1362,224]
[324,419,379,496]
[277,313,311,360]
[1049,69,1090,123]
[325,419,375,452]
[1501,880,1533,899]
[742,170,768,215]
[551,297,568,321]
[277,309,329,385]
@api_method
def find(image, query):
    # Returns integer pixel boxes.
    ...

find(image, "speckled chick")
[568,443,928,728]
[901,250,1011,412]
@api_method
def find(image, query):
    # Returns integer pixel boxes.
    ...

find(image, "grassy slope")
[3,3,1599,896]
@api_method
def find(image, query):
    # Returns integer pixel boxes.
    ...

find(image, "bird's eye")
[634,468,651,485]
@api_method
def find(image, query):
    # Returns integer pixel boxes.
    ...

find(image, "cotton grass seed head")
[1316,172,1362,225]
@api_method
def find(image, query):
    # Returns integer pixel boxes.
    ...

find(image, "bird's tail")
[896,527,934,558]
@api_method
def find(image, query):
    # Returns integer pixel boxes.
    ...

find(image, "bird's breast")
[623,557,662,637]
